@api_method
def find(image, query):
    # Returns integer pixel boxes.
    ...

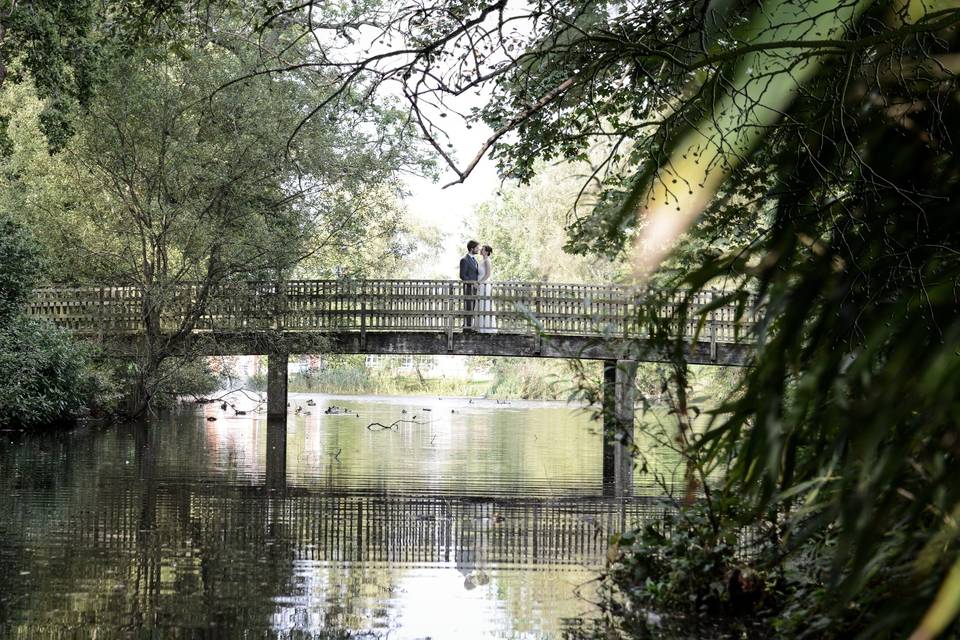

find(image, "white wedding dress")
[476,258,496,333]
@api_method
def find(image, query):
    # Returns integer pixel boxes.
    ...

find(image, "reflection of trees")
[0,421,302,635]
[0,420,677,635]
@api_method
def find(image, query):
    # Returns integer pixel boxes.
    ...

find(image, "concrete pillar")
[267,351,288,421]
[602,359,637,497]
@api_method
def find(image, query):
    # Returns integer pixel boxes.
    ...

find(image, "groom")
[459,240,480,330]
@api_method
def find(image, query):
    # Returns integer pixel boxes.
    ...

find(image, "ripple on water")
[0,395,677,638]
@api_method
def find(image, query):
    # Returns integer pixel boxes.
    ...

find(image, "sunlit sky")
[329,20,516,279]
[402,116,503,277]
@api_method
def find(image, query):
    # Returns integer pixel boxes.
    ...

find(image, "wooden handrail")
[25,279,757,343]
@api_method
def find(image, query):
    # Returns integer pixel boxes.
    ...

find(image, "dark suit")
[459,253,479,328]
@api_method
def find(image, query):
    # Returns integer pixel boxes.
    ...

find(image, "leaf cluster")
[0,215,115,429]
[0,211,41,322]
[0,315,113,429]
[579,498,780,639]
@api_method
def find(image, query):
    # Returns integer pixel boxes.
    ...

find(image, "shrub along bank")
[0,214,117,429]
[0,316,117,429]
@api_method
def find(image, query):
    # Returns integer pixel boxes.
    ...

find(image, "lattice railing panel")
[26,280,757,343]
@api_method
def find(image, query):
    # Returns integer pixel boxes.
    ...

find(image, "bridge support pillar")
[267,352,288,422]
[265,419,287,491]
[602,361,617,489]
[602,359,636,497]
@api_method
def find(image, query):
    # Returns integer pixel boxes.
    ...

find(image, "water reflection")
[0,397,674,638]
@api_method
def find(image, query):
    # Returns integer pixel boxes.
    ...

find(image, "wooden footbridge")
[28,279,756,495]
[27,279,753,362]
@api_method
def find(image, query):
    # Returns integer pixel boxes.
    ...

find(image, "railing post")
[534,283,542,353]
[446,282,454,352]
[360,280,367,351]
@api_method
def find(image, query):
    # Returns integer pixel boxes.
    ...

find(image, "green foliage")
[485,358,567,400]
[675,16,960,635]
[578,498,927,640]
[0,316,114,429]
[593,501,778,638]
[0,211,116,428]
[150,358,223,407]
[1,0,201,151]
[0,212,41,323]
[286,367,376,396]
[61,45,414,285]
[580,500,953,640]
[2,9,425,415]
[258,356,579,401]
[1,0,102,151]
[0,0,272,152]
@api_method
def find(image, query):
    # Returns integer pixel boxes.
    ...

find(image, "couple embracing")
[458,240,496,333]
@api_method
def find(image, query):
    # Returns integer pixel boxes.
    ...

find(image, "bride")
[476,245,496,333]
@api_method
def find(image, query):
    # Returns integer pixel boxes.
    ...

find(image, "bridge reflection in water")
[61,484,657,570]
[0,417,673,637]
[36,493,660,636]
[184,491,657,568]
[256,423,661,568]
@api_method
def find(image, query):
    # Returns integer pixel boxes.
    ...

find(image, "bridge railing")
[26,279,756,342]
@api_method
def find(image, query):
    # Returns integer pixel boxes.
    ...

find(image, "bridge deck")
[27,280,755,364]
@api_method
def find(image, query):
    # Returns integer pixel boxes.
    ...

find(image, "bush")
[577,500,781,639]
[577,496,942,640]
[0,316,115,429]
[0,213,41,323]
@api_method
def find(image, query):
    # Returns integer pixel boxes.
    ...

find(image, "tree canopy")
[1,5,427,414]
[470,161,625,283]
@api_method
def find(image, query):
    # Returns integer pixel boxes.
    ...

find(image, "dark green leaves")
[0,316,107,429]
[0,213,42,324]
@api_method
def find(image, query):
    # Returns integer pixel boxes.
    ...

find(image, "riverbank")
[245,359,739,407]
[249,358,582,401]
[284,391,579,411]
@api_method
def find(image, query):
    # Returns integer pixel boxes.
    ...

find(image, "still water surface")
[0,394,675,638]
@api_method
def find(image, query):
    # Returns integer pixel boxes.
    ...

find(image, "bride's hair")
[483,245,493,256]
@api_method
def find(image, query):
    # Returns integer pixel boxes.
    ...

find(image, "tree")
[0,209,40,322]
[0,0,207,151]
[3,14,425,415]
[292,191,444,280]
[0,213,111,428]
[0,0,104,151]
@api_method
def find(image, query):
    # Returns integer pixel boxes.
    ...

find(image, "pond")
[0,393,681,638]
